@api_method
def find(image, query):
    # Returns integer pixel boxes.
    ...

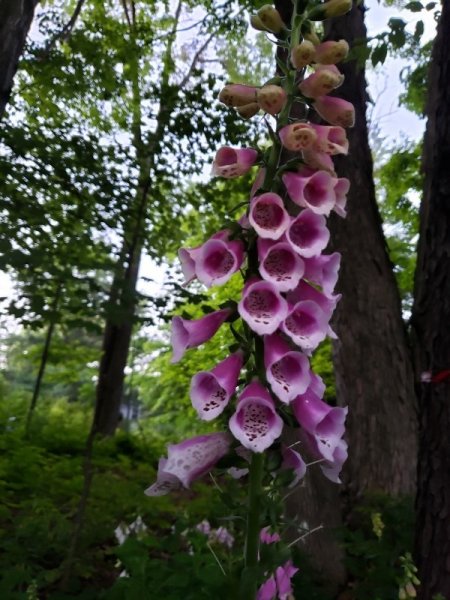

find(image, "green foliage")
[377,142,422,311]
[340,494,415,600]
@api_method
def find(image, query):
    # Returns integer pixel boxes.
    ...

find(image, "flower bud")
[314,39,349,64]
[257,85,287,115]
[219,84,258,107]
[314,95,355,128]
[257,5,285,34]
[299,65,344,99]
[250,14,267,32]
[308,0,353,21]
[237,102,260,119]
[405,583,416,598]
[291,40,316,69]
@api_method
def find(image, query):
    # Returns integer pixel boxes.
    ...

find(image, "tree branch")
[43,0,87,55]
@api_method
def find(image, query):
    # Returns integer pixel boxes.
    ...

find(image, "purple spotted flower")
[229,381,283,452]
[171,308,231,363]
[145,432,232,495]
[264,332,311,404]
[249,193,291,240]
[282,300,329,352]
[238,278,288,335]
[258,237,305,292]
[190,351,244,421]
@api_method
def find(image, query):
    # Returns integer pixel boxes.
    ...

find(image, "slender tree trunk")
[325,3,417,502]
[411,4,450,598]
[25,282,61,435]
[93,4,181,435]
[0,0,39,119]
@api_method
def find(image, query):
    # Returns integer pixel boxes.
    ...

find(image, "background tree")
[411,2,450,598]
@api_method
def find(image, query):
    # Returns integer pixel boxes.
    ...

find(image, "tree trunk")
[411,4,450,598]
[0,0,39,119]
[325,3,417,502]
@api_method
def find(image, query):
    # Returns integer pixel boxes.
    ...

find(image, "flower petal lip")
[281,299,329,351]
[313,95,355,128]
[238,279,288,335]
[195,237,244,287]
[171,308,231,363]
[249,192,291,240]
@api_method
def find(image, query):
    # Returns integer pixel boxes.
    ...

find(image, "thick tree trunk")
[325,4,417,502]
[411,4,450,598]
[0,0,39,119]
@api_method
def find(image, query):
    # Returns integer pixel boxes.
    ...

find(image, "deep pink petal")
[282,445,307,487]
[303,253,341,295]
[256,576,277,600]
[275,561,299,600]
[282,300,329,351]
[196,237,244,287]
[171,308,231,363]
[258,238,305,292]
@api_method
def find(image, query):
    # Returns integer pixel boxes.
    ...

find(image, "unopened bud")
[299,66,344,99]
[314,39,349,64]
[309,0,353,21]
[302,22,321,45]
[314,95,355,128]
[250,14,267,32]
[237,102,260,119]
[257,5,285,34]
[399,588,407,600]
[257,85,287,115]
[405,583,416,598]
[219,84,258,107]
[291,40,316,69]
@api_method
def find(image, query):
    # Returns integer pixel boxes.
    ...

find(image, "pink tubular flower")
[264,332,311,404]
[219,83,258,107]
[282,300,329,352]
[249,193,291,240]
[257,576,277,600]
[320,437,348,483]
[238,279,288,335]
[195,234,244,288]
[282,445,307,487]
[190,351,243,421]
[313,95,355,128]
[145,432,232,495]
[258,237,305,292]
[276,561,299,599]
[333,177,350,217]
[171,308,231,363]
[283,170,336,215]
[212,147,258,178]
[279,122,318,152]
[260,526,281,544]
[299,65,344,99]
[229,381,283,452]
[310,123,349,155]
[287,280,341,321]
[178,246,201,285]
[303,252,341,295]
[257,85,287,115]
[287,209,330,258]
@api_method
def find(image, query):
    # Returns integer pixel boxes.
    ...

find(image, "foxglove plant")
[146,0,354,596]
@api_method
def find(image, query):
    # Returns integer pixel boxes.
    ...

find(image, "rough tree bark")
[0,0,39,119]
[326,3,417,502]
[411,3,450,598]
